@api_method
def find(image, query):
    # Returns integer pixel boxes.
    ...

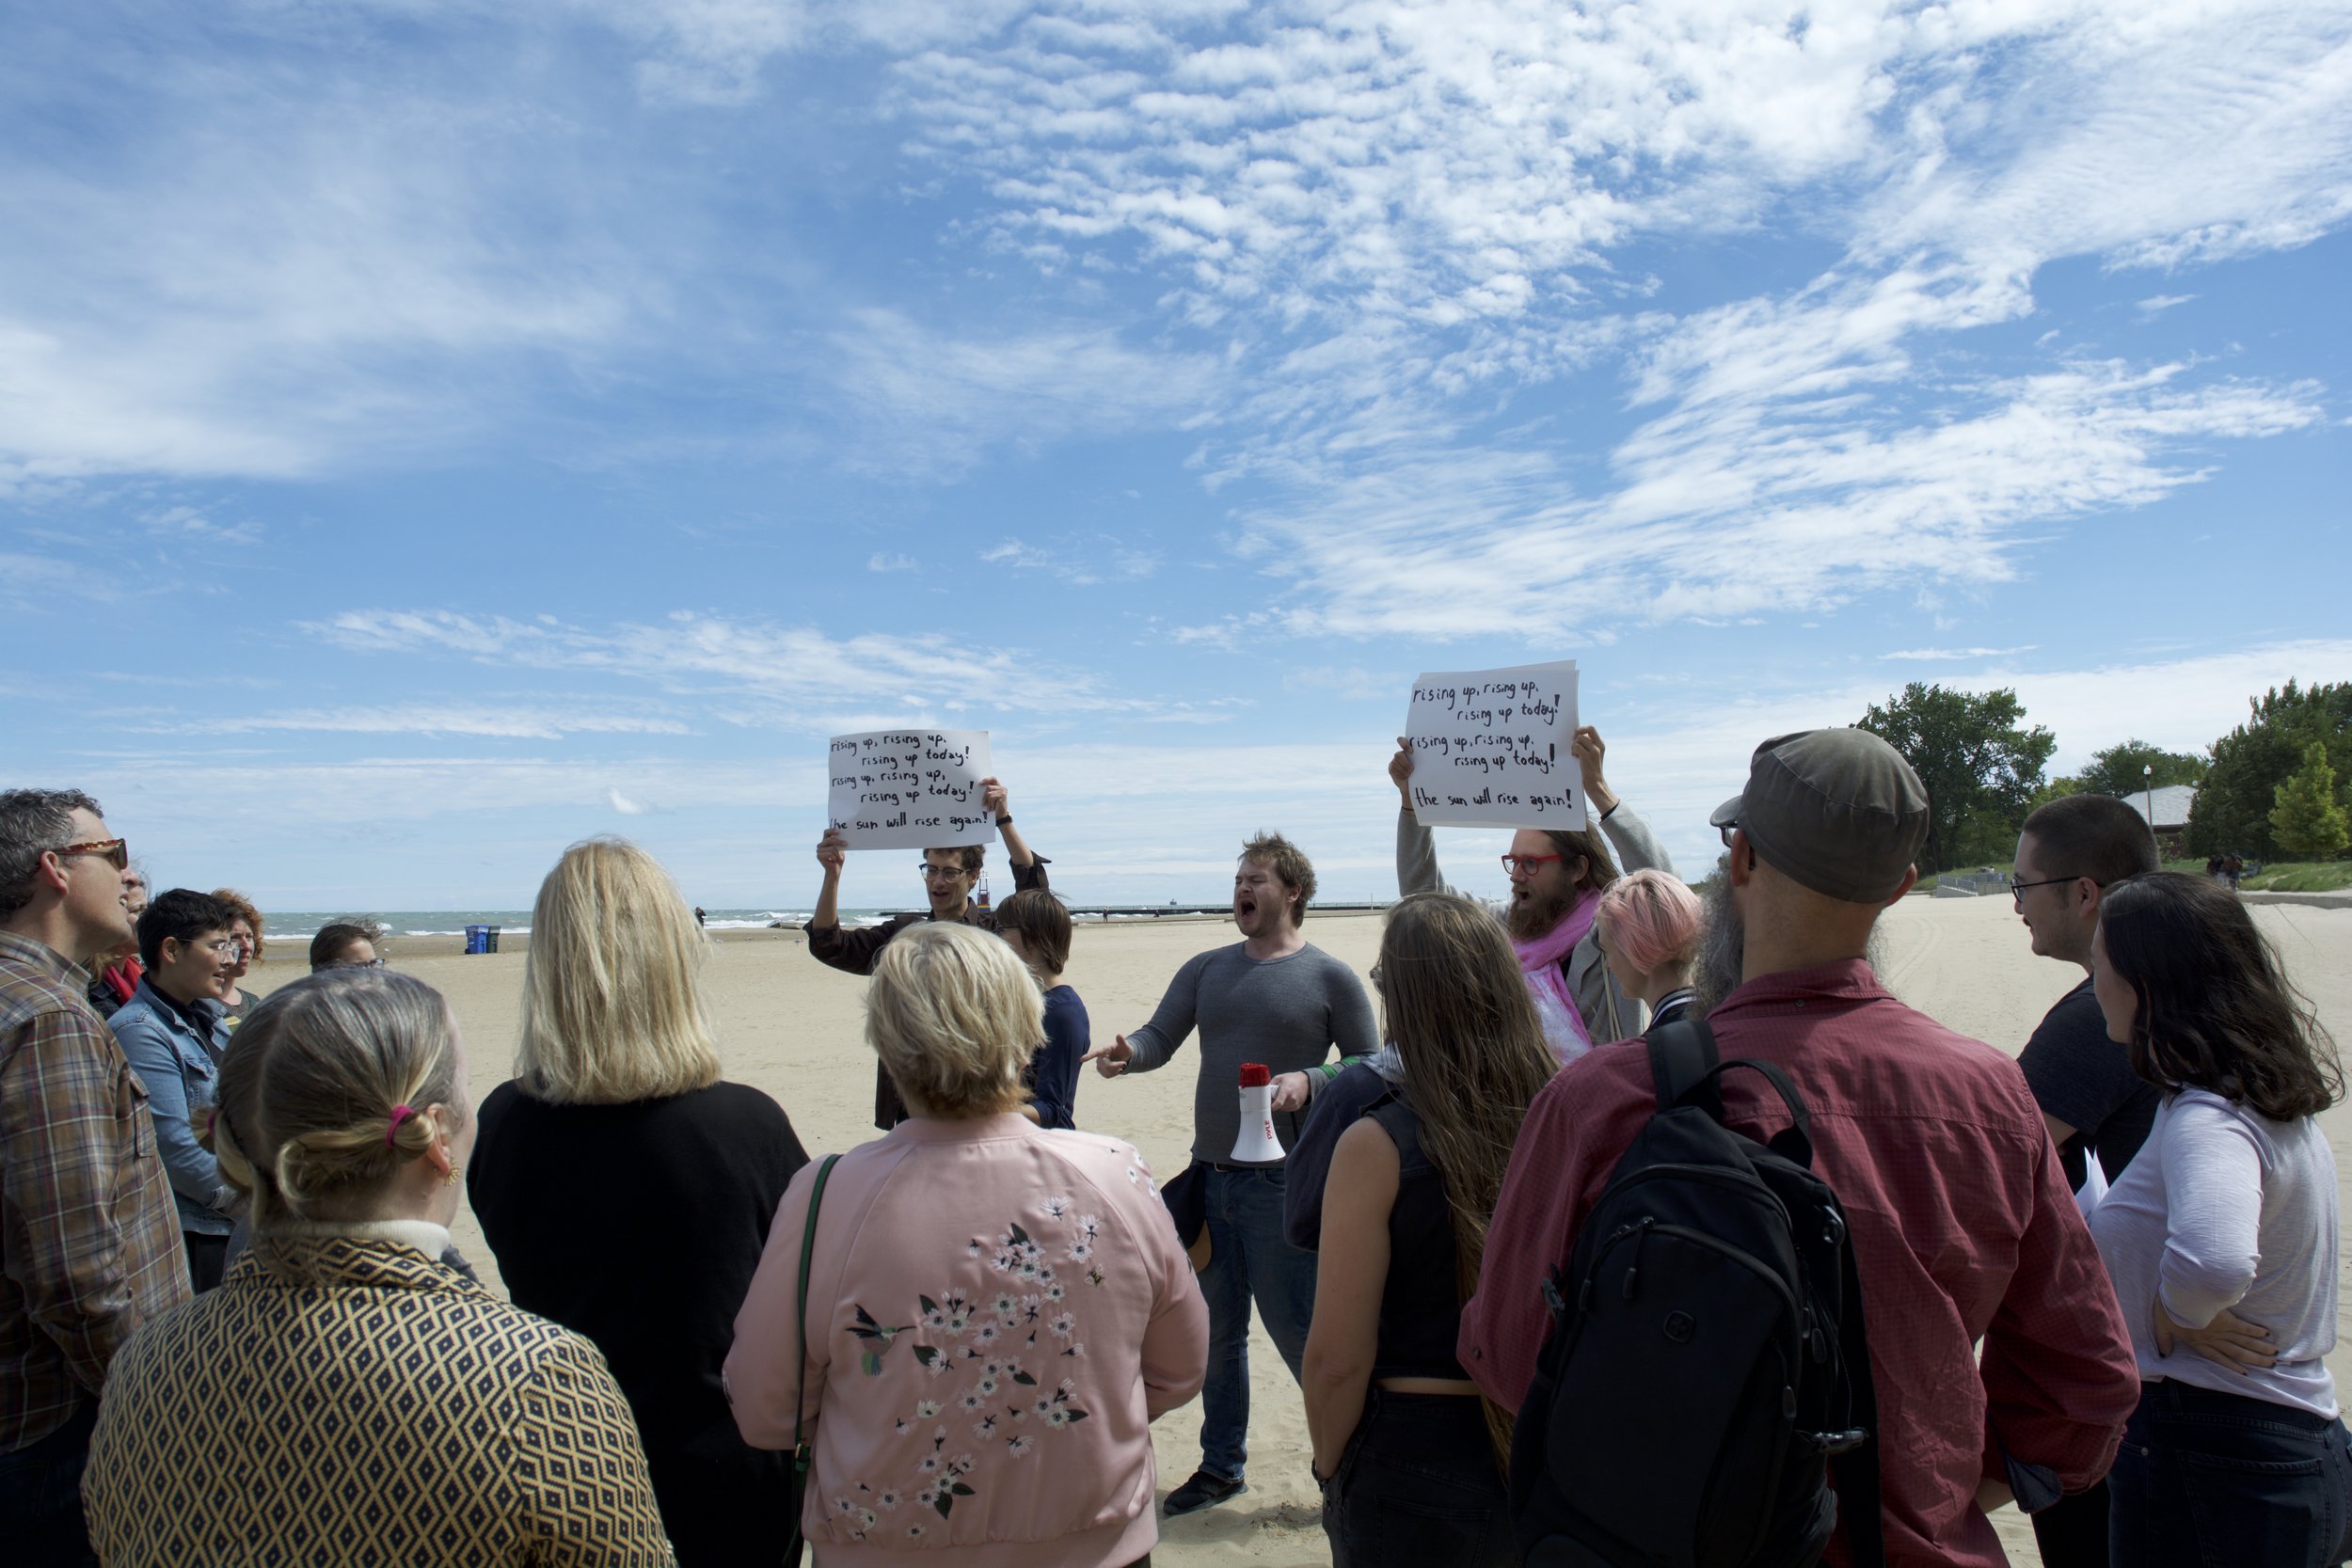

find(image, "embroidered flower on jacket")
[1040,1195,1072,1219]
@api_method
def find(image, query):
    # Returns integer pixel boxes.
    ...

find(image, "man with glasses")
[104,890,243,1292]
[0,790,188,1564]
[84,865,148,1022]
[806,777,1049,1129]
[1388,724,1673,1061]
[2005,795,2164,1567]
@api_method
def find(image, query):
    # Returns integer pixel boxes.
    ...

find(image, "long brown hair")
[1378,892,1558,1462]
[2098,872,2340,1119]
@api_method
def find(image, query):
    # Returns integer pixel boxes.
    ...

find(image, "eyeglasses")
[53,838,129,872]
[176,938,241,958]
[2009,875,2090,906]
[1501,853,1565,877]
[916,863,972,881]
[1717,822,1740,849]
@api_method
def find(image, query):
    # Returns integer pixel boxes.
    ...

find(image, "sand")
[245,895,2352,1568]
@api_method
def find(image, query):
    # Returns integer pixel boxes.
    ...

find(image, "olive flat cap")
[1709,729,1929,903]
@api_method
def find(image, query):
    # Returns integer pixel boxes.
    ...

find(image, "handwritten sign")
[1402,660,1583,832]
[826,729,997,849]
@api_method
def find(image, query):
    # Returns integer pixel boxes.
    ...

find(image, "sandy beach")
[244,895,2352,1568]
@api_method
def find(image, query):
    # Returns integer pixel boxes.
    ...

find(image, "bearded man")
[1389,725,1673,1060]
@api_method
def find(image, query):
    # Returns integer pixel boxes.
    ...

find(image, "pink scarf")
[1514,889,1599,1065]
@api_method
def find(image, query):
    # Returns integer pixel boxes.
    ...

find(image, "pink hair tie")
[386,1104,417,1148]
[204,1107,218,1140]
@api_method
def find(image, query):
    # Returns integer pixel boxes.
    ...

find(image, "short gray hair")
[0,789,102,919]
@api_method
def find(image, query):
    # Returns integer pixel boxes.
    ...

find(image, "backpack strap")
[1645,1017,1723,1119]
[1833,1227,1886,1568]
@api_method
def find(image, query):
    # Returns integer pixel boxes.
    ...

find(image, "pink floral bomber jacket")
[726,1114,1209,1568]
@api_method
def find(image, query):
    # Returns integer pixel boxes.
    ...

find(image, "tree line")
[1853,678,2351,874]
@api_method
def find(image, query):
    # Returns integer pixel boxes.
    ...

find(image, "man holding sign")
[807,754,1050,1131]
[1391,708,1673,1062]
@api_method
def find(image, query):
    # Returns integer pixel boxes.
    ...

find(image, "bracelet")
[996,815,1014,827]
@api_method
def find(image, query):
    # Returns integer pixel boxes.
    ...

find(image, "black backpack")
[1507,1018,1883,1568]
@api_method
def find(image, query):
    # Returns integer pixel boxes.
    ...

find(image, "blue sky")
[5,0,2348,913]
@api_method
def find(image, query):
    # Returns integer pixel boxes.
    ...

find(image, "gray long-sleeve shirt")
[1124,942,1378,1166]
[1395,800,1673,1048]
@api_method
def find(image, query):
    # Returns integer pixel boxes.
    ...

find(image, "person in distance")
[1305,892,1554,1568]
[470,837,808,1568]
[994,888,1086,1130]
[210,886,268,1028]
[309,919,387,971]
[80,968,674,1566]
[727,921,1207,1567]
[2084,872,2352,1568]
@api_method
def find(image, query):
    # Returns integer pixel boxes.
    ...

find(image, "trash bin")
[464,925,489,955]
[484,926,500,954]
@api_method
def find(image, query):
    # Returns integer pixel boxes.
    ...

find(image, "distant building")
[2124,784,2198,857]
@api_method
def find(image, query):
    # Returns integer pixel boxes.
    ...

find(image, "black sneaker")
[1163,1468,1248,1516]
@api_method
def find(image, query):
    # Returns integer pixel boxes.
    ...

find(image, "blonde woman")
[727,922,1208,1567]
[81,969,674,1566]
[469,838,808,1568]
[1304,892,1557,1568]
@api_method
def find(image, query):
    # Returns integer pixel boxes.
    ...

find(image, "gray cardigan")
[1395,803,1675,1046]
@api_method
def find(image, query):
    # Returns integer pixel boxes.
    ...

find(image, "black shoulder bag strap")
[789,1153,842,1553]
[1645,1016,1724,1118]
[1834,1235,1886,1567]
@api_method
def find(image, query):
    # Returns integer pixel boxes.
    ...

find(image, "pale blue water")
[262,908,891,939]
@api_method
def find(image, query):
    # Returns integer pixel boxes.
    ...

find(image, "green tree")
[2270,742,2350,858]
[2076,739,2206,798]
[2187,680,2352,858]
[1857,684,2057,875]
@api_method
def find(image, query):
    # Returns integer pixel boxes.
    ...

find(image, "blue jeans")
[1321,1389,1516,1568]
[0,1401,99,1567]
[1198,1164,1317,1481]
[2108,1380,2352,1568]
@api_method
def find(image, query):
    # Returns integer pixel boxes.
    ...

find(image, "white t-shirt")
[2088,1086,2341,1417]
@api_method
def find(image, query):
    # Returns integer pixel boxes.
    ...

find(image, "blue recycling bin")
[465,925,498,956]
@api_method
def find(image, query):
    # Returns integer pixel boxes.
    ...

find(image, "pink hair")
[1597,868,1703,976]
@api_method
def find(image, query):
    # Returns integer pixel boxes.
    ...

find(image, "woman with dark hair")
[209,887,267,1029]
[2086,871,2352,1568]
[309,920,386,971]
[1303,892,1555,1567]
[994,888,1086,1130]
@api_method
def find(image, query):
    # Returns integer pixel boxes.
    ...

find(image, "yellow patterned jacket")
[82,1228,676,1566]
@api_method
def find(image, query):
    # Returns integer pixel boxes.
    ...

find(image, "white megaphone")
[1232,1063,1286,1163]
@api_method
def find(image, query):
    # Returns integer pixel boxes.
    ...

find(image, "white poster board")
[1401,661,1584,831]
[826,729,997,849]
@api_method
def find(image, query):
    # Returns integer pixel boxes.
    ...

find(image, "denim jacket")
[107,980,236,1235]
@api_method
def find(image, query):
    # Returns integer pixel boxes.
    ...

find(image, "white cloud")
[177,705,691,741]
[979,534,1159,585]
[1881,646,2038,661]
[607,784,651,815]
[867,551,919,572]
[2137,294,2197,316]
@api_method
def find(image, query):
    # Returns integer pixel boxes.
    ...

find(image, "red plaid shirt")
[1459,959,2137,1568]
[0,929,190,1452]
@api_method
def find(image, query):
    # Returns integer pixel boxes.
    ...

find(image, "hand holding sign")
[1401,660,1585,832]
[826,729,998,850]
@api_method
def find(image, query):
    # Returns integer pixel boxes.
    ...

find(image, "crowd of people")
[0,718,2344,1568]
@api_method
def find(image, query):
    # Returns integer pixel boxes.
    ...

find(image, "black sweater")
[469,1079,809,1566]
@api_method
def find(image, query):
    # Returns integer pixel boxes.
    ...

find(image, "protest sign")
[1401,661,1583,832]
[826,729,997,849]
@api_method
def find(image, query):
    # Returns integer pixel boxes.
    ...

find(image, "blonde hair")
[213,886,265,958]
[515,837,723,1105]
[202,969,459,1226]
[866,923,1041,1119]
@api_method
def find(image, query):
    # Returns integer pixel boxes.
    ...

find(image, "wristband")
[996,814,1014,827]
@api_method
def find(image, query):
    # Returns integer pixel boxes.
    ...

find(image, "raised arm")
[1574,727,1672,876]
[1391,736,1457,897]
[978,777,1040,874]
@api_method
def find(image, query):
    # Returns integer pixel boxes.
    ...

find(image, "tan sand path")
[261,895,2352,1568]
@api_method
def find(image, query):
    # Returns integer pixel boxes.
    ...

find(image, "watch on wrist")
[995,814,1014,827]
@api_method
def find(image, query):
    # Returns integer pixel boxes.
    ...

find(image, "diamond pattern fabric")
[81,1234,675,1566]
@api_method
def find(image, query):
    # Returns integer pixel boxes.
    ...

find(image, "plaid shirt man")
[0,928,189,1452]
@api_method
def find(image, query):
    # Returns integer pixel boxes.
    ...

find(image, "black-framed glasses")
[917,862,972,881]
[2010,875,2090,906]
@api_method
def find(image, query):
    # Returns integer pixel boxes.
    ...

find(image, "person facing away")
[104,889,244,1292]
[469,837,809,1568]
[1459,728,2141,1568]
[0,791,187,1568]
[1304,893,1556,1568]
[1388,724,1673,1062]
[1593,867,1702,1033]
[208,886,267,1028]
[84,863,147,1021]
[726,922,1208,1568]
[2083,873,2352,1568]
[994,888,1086,1131]
[81,968,675,1566]
[1083,832,1378,1516]
[806,775,1049,1130]
[309,919,387,972]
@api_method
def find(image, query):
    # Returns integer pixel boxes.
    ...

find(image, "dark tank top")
[1368,1094,1473,1381]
